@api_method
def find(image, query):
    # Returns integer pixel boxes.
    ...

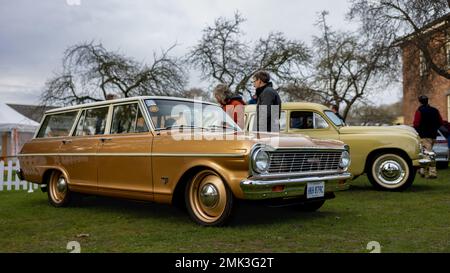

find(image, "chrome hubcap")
[377,160,405,185]
[199,183,219,207]
[56,177,67,193]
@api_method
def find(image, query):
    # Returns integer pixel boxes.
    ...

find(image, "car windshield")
[324,110,345,127]
[144,99,241,131]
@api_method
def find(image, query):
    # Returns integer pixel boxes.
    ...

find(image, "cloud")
[0,0,375,105]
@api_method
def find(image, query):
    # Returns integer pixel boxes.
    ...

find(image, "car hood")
[339,126,418,138]
[244,131,345,149]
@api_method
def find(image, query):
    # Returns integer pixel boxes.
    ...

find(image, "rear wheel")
[185,169,234,226]
[367,153,415,191]
[48,171,72,207]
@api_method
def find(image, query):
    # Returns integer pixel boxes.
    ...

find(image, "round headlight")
[339,151,351,169]
[252,149,270,173]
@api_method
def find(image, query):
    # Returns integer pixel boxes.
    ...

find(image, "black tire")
[436,161,449,169]
[294,200,325,212]
[185,169,234,226]
[47,171,72,207]
[367,153,415,191]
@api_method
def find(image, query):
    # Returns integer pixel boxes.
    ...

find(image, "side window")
[314,113,329,129]
[290,111,314,129]
[75,107,109,136]
[111,103,148,134]
[290,111,328,130]
[36,111,78,138]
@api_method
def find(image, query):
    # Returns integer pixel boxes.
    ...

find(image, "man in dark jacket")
[252,71,281,132]
[413,95,443,179]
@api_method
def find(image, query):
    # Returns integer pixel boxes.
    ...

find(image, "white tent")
[0,102,39,133]
[1,102,40,158]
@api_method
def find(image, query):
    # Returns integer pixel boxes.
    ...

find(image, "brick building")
[400,13,450,125]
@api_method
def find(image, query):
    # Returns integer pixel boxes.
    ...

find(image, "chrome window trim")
[313,112,329,129]
[142,98,233,132]
[33,109,81,140]
[139,99,156,132]
[72,109,86,137]
[71,105,111,136]
[17,152,245,158]
[108,101,152,135]
[45,96,219,115]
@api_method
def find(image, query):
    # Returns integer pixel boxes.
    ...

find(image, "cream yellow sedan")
[245,102,433,191]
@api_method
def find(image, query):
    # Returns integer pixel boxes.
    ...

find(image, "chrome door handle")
[62,140,72,144]
[100,138,112,142]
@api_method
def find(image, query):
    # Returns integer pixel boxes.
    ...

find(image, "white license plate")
[306,182,325,199]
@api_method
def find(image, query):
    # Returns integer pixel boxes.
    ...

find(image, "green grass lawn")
[1,168,449,253]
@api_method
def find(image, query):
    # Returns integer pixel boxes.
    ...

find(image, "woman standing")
[213,84,246,128]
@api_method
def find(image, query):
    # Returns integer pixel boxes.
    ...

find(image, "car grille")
[268,151,342,173]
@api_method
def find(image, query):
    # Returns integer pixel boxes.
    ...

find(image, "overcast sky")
[0,0,402,105]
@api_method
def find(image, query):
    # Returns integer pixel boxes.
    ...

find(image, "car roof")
[245,102,330,112]
[45,96,219,114]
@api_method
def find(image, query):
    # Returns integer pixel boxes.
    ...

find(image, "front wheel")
[367,153,415,191]
[185,170,234,226]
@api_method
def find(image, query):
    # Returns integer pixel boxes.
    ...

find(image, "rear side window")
[36,111,78,138]
[111,103,149,134]
[75,107,109,136]
[290,111,328,129]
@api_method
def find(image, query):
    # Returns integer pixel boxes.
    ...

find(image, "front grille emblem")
[306,158,321,164]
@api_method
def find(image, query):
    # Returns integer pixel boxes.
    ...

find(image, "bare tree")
[183,87,213,102]
[278,83,324,103]
[348,0,450,79]
[347,101,403,125]
[304,11,394,120]
[187,12,310,97]
[41,42,187,106]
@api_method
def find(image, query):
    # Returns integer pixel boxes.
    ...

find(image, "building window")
[446,33,450,70]
[419,50,428,76]
[447,94,450,121]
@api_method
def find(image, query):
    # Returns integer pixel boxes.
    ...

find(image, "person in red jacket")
[213,83,246,129]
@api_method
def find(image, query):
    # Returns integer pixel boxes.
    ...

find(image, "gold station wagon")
[245,102,433,191]
[17,97,352,226]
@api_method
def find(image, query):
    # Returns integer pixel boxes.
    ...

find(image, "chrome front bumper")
[413,151,436,167]
[240,172,352,200]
